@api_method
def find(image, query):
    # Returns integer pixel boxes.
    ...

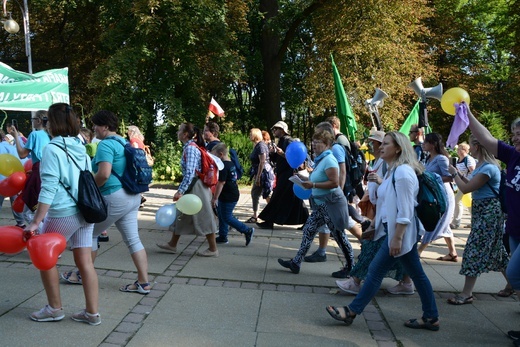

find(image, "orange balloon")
[441,87,470,115]
[27,233,66,271]
[0,226,27,254]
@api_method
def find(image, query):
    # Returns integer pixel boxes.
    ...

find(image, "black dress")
[258,135,309,225]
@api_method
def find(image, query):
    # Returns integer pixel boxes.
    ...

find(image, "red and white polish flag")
[208,97,225,117]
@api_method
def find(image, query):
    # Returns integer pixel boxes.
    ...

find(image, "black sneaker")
[256,221,274,229]
[215,236,229,244]
[98,234,109,242]
[278,258,300,274]
[509,330,520,340]
[332,267,350,278]
[304,251,327,263]
[244,228,254,246]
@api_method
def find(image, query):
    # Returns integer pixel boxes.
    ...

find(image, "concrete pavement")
[0,187,518,347]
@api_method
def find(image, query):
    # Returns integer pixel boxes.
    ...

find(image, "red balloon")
[23,159,33,173]
[12,194,25,213]
[0,226,27,254]
[27,233,66,271]
[0,171,26,197]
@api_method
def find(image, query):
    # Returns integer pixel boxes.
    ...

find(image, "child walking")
[211,143,254,245]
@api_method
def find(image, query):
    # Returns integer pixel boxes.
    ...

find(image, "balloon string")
[0,109,6,129]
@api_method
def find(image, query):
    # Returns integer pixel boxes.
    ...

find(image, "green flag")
[331,55,357,141]
[399,100,432,137]
[0,62,69,111]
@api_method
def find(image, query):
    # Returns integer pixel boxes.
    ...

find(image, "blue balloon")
[155,204,177,227]
[285,141,307,169]
[293,184,312,200]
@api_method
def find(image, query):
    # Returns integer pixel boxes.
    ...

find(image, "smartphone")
[11,119,18,129]
[451,157,457,166]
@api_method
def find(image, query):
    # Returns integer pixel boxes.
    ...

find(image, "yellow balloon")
[0,154,24,176]
[441,87,470,115]
[461,193,472,208]
[176,194,203,215]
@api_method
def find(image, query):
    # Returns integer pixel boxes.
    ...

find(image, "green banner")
[0,62,69,111]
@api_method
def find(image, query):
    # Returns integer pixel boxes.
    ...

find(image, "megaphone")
[365,88,389,108]
[408,77,443,101]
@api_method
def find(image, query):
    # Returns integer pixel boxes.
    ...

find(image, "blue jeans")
[349,234,438,319]
[507,236,520,290]
[217,201,249,238]
[0,194,25,225]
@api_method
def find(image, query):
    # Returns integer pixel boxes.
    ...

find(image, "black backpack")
[335,134,366,199]
[51,144,108,223]
[106,137,152,194]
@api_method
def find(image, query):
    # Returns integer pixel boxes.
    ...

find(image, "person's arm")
[212,181,225,208]
[23,203,50,240]
[256,153,266,186]
[8,126,30,159]
[338,162,346,189]
[466,104,498,156]
[448,165,490,194]
[389,223,406,256]
[94,161,112,187]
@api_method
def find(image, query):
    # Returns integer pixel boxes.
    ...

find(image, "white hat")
[368,129,385,143]
[271,121,290,135]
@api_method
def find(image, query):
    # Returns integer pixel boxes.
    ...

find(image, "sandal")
[119,281,151,295]
[60,271,82,285]
[497,287,515,297]
[245,216,257,223]
[325,306,356,326]
[404,317,440,331]
[447,294,474,305]
[436,254,458,262]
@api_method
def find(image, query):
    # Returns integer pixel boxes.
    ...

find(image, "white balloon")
[155,204,177,227]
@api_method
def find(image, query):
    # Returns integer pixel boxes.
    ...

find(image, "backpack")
[51,144,108,223]
[229,148,244,180]
[393,170,447,232]
[106,137,152,194]
[188,142,219,187]
[486,168,507,214]
[335,133,367,199]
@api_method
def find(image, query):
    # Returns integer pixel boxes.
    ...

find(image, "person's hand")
[211,197,217,208]
[361,224,375,240]
[448,165,457,175]
[23,222,39,242]
[389,236,402,256]
[367,172,381,185]
[8,125,18,136]
[301,181,313,189]
[173,191,183,202]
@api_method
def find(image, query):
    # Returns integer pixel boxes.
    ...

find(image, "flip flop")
[436,254,458,262]
[447,294,474,305]
[119,281,151,295]
[245,216,257,223]
[325,306,355,326]
[60,271,82,285]
[497,288,515,297]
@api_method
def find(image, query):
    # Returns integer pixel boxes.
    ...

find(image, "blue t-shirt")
[425,155,450,177]
[331,143,346,164]
[24,129,50,163]
[92,136,127,195]
[470,163,500,200]
[310,150,339,205]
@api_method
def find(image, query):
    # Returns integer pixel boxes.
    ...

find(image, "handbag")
[358,192,375,220]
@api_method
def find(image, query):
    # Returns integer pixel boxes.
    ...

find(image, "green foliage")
[151,139,183,184]
[478,110,509,143]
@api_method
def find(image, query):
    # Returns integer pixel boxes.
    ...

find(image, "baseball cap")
[368,129,385,143]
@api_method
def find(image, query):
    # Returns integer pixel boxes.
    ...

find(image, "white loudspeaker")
[408,77,424,97]
[408,77,443,101]
[423,83,443,101]
[365,88,389,108]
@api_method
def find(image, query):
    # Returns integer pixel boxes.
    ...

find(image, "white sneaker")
[30,305,65,322]
[387,281,414,295]
[336,278,361,295]
[71,309,101,326]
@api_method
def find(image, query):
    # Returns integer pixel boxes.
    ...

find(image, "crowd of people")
[1,102,519,345]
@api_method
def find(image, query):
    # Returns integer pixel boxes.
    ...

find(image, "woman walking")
[326,132,439,331]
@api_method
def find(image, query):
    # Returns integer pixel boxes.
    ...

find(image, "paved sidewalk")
[0,187,518,347]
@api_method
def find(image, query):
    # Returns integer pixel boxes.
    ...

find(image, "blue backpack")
[393,170,447,232]
[106,137,152,194]
[229,148,244,180]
